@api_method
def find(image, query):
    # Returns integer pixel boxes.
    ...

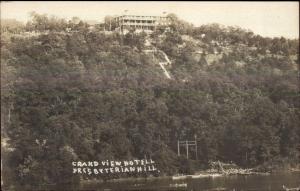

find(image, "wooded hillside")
[1,13,299,187]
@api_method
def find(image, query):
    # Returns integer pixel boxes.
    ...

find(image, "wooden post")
[177,140,180,156]
[186,140,189,159]
[195,140,198,160]
[195,135,198,160]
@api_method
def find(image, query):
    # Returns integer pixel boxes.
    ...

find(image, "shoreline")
[81,167,300,184]
[171,170,272,180]
[82,172,271,184]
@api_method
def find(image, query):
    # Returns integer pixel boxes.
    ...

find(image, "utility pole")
[186,140,189,159]
[195,135,198,160]
[177,138,198,160]
[177,140,180,156]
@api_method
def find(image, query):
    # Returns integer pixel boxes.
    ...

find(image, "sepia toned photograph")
[1,1,299,190]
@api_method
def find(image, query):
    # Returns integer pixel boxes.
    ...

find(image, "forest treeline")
[1,13,299,187]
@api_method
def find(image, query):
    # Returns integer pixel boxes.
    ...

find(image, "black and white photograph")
[1,1,299,190]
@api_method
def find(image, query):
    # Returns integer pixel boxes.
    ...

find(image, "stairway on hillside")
[142,43,172,79]
[158,62,171,79]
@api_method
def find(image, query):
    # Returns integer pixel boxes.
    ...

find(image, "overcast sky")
[1,1,299,38]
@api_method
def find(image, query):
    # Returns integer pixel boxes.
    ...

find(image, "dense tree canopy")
[1,13,299,189]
